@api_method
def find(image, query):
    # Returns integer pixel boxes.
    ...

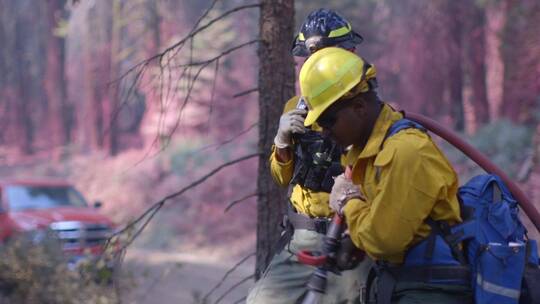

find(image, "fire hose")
[297,167,353,304]
[405,111,540,233]
[297,213,345,304]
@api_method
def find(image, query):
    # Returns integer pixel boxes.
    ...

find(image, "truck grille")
[49,221,112,250]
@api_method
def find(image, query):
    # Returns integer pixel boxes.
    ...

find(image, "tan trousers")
[246,229,372,304]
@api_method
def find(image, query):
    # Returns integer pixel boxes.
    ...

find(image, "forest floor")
[121,244,255,304]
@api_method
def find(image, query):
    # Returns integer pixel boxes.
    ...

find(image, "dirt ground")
[121,248,255,304]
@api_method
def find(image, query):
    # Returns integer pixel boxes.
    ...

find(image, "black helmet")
[292,9,363,57]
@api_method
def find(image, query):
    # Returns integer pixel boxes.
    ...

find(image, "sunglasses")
[316,99,351,129]
[316,88,365,129]
[317,112,338,129]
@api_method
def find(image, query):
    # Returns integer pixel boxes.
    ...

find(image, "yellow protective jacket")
[269,96,334,218]
[343,104,462,264]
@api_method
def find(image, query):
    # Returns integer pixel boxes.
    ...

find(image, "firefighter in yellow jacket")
[300,47,473,303]
[246,9,371,304]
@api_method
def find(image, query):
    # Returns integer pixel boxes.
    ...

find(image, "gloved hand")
[273,109,307,149]
[329,173,363,214]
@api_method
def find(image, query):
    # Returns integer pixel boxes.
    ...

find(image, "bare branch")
[201,252,255,303]
[518,150,534,182]
[113,201,164,254]
[153,40,259,152]
[157,4,261,64]
[197,122,258,153]
[114,3,260,171]
[224,192,258,213]
[127,60,212,170]
[232,296,247,304]
[206,58,220,132]
[113,3,261,84]
[103,63,146,137]
[192,0,221,32]
[172,39,261,68]
[109,153,261,252]
[233,88,259,98]
[162,0,220,69]
[157,60,214,151]
[213,274,255,304]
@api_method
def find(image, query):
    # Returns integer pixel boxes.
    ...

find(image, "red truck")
[0,179,115,260]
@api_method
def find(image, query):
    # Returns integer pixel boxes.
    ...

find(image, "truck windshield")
[6,185,88,211]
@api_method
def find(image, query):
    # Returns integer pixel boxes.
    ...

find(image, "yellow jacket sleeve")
[269,145,294,186]
[343,132,459,263]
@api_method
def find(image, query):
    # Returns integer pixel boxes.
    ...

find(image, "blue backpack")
[449,175,539,304]
[387,119,540,304]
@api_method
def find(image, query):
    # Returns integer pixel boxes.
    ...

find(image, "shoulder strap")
[426,218,468,264]
[385,118,427,140]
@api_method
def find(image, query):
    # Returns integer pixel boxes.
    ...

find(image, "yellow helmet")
[299,47,377,126]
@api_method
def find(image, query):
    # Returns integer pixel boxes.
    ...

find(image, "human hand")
[273,109,308,149]
[329,173,363,214]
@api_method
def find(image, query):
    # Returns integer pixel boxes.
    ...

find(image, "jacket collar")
[345,103,403,164]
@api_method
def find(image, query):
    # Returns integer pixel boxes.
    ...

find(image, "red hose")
[404,111,540,233]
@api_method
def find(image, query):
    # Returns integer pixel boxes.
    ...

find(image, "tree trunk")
[501,0,540,124]
[13,2,37,155]
[45,0,70,154]
[446,0,465,131]
[108,0,121,156]
[465,2,490,126]
[255,0,295,279]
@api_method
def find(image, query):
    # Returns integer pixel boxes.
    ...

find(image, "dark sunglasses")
[317,112,338,129]
[316,87,367,129]
[316,99,352,129]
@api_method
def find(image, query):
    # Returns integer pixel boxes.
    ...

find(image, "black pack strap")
[364,266,378,304]
[376,266,397,304]
[287,207,330,234]
[387,265,470,284]
[425,218,467,265]
[368,264,470,304]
